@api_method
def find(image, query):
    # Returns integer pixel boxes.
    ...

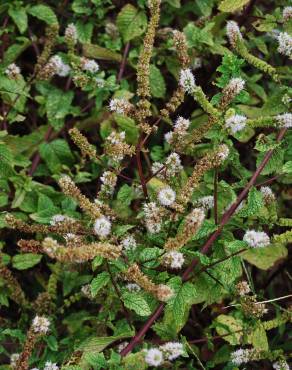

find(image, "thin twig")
[117,42,130,82]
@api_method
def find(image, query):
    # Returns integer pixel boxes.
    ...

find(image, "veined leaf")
[218,0,250,13]
[28,5,58,24]
[116,4,147,42]
[12,253,42,270]
[90,272,110,297]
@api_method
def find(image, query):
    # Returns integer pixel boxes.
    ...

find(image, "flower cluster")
[179,68,196,93]
[143,202,165,233]
[104,131,135,163]
[5,63,21,79]
[162,250,185,269]
[224,114,247,134]
[243,230,270,248]
[80,57,99,73]
[109,98,133,115]
[236,280,251,296]
[230,348,251,365]
[152,152,183,179]
[32,316,50,334]
[158,186,176,206]
[260,186,275,203]
[93,216,112,238]
[277,32,292,59]
[226,21,242,47]
[121,235,137,251]
[64,23,77,44]
[283,6,292,21]
[276,113,292,128]
[100,171,117,196]
[195,195,214,210]
[273,359,290,370]
[144,342,184,367]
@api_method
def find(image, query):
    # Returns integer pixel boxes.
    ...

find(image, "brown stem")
[214,168,218,224]
[28,126,53,176]
[106,262,134,330]
[117,42,130,82]
[120,127,287,357]
[136,135,148,198]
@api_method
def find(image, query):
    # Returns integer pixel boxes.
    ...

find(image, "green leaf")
[282,161,292,174]
[256,148,284,176]
[117,184,134,206]
[172,282,197,330]
[45,89,75,130]
[247,324,269,351]
[12,253,42,270]
[115,115,139,144]
[39,139,75,173]
[28,5,58,24]
[215,315,243,345]
[122,291,152,316]
[0,143,15,179]
[149,65,166,98]
[83,43,122,62]
[90,272,110,297]
[243,244,288,270]
[218,0,250,13]
[8,7,28,33]
[237,187,264,217]
[116,4,147,42]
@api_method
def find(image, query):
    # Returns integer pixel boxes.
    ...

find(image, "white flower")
[65,23,77,43]
[50,214,67,226]
[283,6,292,21]
[93,216,111,238]
[144,202,162,233]
[81,284,92,298]
[179,68,196,94]
[50,55,71,77]
[163,251,184,269]
[158,187,176,206]
[230,348,251,365]
[273,359,290,370]
[126,283,141,292]
[225,114,247,134]
[109,98,131,114]
[226,21,242,47]
[121,235,137,251]
[226,77,245,95]
[107,131,126,144]
[159,342,184,361]
[100,171,117,195]
[165,152,183,174]
[164,131,174,144]
[217,144,230,161]
[117,341,129,353]
[243,230,270,248]
[30,368,40,370]
[260,186,275,203]
[277,32,292,58]
[44,362,59,370]
[144,348,164,367]
[174,116,190,134]
[276,113,292,128]
[196,195,214,210]
[236,280,251,296]
[5,63,21,79]
[81,57,99,73]
[10,353,20,368]
[32,316,50,334]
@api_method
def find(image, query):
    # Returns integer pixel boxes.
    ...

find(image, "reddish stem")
[136,135,148,198]
[28,126,53,176]
[117,42,130,82]
[120,127,287,357]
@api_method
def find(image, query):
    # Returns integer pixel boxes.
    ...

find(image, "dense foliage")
[0,0,291,369]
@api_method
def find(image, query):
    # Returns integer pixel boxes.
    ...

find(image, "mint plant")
[0,0,291,369]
